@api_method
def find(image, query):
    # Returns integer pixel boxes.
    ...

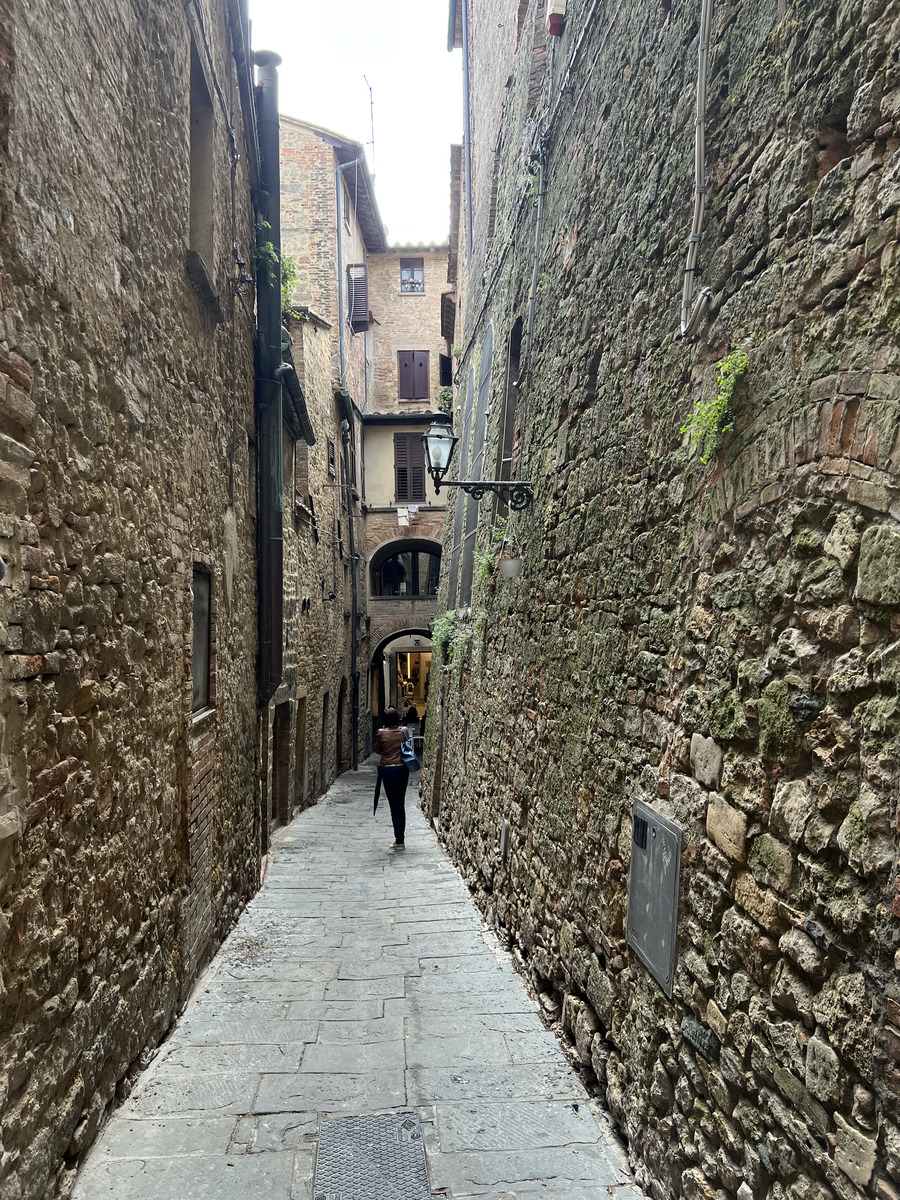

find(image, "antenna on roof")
[363,75,375,177]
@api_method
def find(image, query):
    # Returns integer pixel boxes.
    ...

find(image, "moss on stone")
[758,680,799,759]
[709,688,752,741]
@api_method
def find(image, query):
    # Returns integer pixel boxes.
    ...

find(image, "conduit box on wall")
[625,800,682,998]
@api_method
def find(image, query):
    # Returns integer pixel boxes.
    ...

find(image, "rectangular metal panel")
[625,799,682,998]
[314,1112,433,1200]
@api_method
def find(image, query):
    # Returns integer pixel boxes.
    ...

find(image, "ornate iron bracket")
[432,479,534,509]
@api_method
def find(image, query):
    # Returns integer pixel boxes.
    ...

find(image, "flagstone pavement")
[72,758,646,1200]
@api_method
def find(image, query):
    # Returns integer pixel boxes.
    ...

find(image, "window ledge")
[185,250,225,323]
[191,705,216,729]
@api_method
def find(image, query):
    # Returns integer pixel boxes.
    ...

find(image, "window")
[327,438,336,477]
[398,351,429,400]
[347,264,369,332]
[400,257,425,293]
[191,567,212,712]
[373,551,441,597]
[189,41,214,266]
[439,354,453,387]
[394,432,426,502]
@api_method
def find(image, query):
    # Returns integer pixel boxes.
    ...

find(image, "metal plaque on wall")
[625,799,682,997]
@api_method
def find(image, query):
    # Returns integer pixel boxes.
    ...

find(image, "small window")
[400,257,425,293]
[347,264,369,332]
[191,567,212,712]
[439,354,452,387]
[189,41,214,266]
[394,432,426,502]
[327,438,336,477]
[398,351,429,400]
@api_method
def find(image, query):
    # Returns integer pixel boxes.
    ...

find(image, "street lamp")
[421,413,534,510]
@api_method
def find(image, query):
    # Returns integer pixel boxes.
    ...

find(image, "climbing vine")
[681,348,749,464]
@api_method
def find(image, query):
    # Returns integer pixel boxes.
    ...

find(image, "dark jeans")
[381,765,409,843]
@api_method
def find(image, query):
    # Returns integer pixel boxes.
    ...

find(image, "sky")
[247,0,463,246]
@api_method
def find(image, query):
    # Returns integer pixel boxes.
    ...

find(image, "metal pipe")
[679,0,714,339]
[461,0,474,259]
[523,151,546,374]
[341,419,360,771]
[335,157,363,388]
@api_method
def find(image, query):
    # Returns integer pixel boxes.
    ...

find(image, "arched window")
[372,549,441,598]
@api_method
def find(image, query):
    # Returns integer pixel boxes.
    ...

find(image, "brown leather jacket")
[375,726,407,767]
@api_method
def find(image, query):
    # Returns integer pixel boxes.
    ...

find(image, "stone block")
[706,795,747,862]
[834,1113,877,1188]
[748,834,793,894]
[856,525,900,604]
[770,779,815,843]
[772,1065,829,1133]
[690,734,723,789]
[778,928,825,979]
[836,789,894,877]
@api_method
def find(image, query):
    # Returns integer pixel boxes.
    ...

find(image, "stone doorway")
[272,701,291,825]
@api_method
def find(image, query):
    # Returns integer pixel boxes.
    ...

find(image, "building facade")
[280,120,452,735]
[422,1,900,1198]
[0,2,266,1198]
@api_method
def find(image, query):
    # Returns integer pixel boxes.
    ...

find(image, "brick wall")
[368,249,451,412]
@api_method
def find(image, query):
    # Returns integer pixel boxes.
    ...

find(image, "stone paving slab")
[73,760,643,1200]
[74,1152,302,1200]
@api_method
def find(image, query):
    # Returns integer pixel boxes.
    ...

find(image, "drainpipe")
[335,157,364,388]
[341,417,359,771]
[523,148,546,372]
[254,50,284,705]
[679,0,714,339]
[461,0,474,259]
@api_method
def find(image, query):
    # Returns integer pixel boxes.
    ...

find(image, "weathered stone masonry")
[0,3,261,1198]
[425,1,900,1198]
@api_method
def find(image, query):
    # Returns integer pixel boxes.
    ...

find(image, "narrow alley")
[71,763,642,1200]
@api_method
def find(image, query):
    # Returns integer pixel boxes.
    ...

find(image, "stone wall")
[424,1,900,1198]
[0,2,261,1197]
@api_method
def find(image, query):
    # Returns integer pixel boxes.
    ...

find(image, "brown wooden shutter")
[413,352,429,399]
[347,264,368,332]
[398,352,414,399]
[394,433,410,500]
[409,433,426,501]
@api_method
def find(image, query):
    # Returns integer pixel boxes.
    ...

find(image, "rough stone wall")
[0,3,260,1198]
[368,249,451,411]
[279,314,368,800]
[424,1,900,1198]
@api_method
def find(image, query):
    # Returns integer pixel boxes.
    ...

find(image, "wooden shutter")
[413,351,429,399]
[347,264,368,332]
[398,352,414,399]
[409,434,426,501]
[394,433,410,500]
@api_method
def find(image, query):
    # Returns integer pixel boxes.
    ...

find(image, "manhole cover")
[314,1112,434,1200]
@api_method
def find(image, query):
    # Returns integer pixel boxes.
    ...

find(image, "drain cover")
[314,1112,433,1200]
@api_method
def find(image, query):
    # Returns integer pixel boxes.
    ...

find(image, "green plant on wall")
[681,348,749,464]
[474,545,495,581]
[253,218,297,319]
[281,253,297,316]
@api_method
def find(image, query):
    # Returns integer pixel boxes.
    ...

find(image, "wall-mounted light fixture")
[421,414,533,510]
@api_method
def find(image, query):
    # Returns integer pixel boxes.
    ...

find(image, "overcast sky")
[247,0,463,245]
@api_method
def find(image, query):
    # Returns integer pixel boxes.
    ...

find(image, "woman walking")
[375,707,410,851]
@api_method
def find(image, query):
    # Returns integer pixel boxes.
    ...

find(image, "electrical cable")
[679,0,715,339]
